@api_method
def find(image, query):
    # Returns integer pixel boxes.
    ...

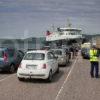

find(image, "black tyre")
[47,71,52,82]
[64,61,67,66]
[18,77,24,81]
[68,55,70,63]
[10,64,15,73]
[56,66,59,73]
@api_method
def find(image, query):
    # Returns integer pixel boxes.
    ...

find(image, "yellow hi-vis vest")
[89,49,98,62]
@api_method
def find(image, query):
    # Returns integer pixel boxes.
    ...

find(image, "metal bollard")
[70,52,73,60]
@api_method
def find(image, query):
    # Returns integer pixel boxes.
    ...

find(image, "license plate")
[26,65,37,69]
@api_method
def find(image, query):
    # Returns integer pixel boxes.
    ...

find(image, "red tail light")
[4,53,8,62]
[18,63,22,68]
[42,64,47,69]
[14,53,17,59]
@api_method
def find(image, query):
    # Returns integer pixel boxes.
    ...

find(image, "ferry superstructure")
[46,26,82,41]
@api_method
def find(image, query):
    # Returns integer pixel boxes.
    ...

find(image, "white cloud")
[0,0,100,38]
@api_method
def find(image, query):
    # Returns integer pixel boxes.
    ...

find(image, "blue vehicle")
[0,47,24,73]
[81,48,90,59]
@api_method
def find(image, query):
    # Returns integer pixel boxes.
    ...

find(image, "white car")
[17,50,59,82]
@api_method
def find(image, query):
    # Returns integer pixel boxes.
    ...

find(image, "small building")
[0,37,46,51]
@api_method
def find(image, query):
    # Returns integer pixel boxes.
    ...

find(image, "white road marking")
[55,56,78,100]
[0,73,16,82]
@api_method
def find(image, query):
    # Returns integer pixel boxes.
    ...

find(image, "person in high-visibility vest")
[89,45,99,78]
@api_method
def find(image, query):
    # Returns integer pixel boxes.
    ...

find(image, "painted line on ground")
[55,55,78,100]
[0,73,16,82]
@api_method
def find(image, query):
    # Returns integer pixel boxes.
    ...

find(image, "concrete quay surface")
[0,53,100,100]
[56,54,100,100]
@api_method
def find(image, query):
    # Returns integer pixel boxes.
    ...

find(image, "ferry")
[45,22,83,49]
[46,25,82,41]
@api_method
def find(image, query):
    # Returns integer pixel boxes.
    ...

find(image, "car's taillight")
[4,53,8,62]
[42,64,47,69]
[18,63,22,68]
[14,53,17,59]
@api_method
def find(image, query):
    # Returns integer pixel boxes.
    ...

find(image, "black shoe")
[90,72,94,78]
[95,76,99,78]
[91,75,94,78]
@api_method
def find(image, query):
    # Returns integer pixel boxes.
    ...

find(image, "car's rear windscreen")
[24,53,45,60]
[54,50,62,55]
[0,50,4,58]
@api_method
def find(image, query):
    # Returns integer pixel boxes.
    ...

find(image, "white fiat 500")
[17,50,59,82]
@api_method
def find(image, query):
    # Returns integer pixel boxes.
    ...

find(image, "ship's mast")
[51,24,55,32]
[67,18,72,28]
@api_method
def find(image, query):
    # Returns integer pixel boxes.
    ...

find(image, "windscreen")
[54,50,62,55]
[82,48,90,54]
[84,48,90,52]
[24,53,45,60]
[0,50,4,58]
[86,48,90,52]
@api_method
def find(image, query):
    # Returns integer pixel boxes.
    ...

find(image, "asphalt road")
[0,59,74,100]
[0,72,11,81]
[56,55,100,100]
[2,54,99,100]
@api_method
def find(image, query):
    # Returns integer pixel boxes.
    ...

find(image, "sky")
[0,0,100,39]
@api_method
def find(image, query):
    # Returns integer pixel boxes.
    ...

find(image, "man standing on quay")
[89,45,99,78]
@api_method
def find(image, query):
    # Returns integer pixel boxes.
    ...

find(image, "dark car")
[81,48,90,59]
[18,50,25,59]
[0,47,24,73]
[64,47,71,61]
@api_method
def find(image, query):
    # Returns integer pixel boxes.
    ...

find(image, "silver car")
[51,49,69,66]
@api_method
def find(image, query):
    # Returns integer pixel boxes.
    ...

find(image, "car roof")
[0,47,16,50]
[0,47,10,51]
[51,48,65,51]
[0,47,6,50]
[26,50,50,54]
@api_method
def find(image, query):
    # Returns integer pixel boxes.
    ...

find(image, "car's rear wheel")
[47,71,52,82]
[66,57,68,63]
[10,64,15,73]
[18,77,24,81]
[68,55,70,63]
[64,61,67,66]
[56,66,59,73]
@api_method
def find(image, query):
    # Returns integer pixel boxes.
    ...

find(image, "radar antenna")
[67,18,72,27]
[51,24,55,31]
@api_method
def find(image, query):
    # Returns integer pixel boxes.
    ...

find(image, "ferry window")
[59,32,63,35]
[70,33,72,35]
[66,33,68,35]
[69,33,75,35]
[57,28,61,32]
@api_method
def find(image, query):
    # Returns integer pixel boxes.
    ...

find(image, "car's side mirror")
[54,56,58,59]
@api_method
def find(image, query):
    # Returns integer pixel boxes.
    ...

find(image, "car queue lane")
[0,72,12,81]
[55,54,100,100]
[0,59,76,100]
[0,69,17,81]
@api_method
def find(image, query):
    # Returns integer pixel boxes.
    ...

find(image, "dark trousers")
[90,62,99,77]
